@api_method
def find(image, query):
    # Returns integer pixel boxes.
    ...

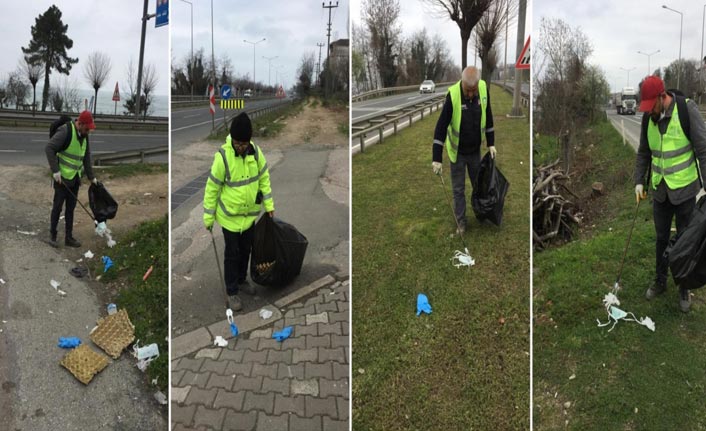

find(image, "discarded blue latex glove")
[58,337,81,349]
[230,322,239,337]
[272,326,293,342]
[102,256,113,273]
[416,293,432,316]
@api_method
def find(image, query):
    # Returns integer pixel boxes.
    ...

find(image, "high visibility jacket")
[57,123,86,180]
[445,79,488,163]
[648,101,699,190]
[203,137,275,232]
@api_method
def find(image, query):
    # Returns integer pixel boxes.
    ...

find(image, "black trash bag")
[666,195,706,290]
[471,151,510,226]
[250,215,308,287]
[88,182,119,223]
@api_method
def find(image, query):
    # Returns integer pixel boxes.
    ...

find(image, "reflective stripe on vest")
[444,79,487,163]
[647,101,698,190]
[213,138,265,224]
[57,122,86,179]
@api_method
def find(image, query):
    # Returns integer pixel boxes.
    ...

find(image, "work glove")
[52,172,62,184]
[635,184,647,203]
[697,188,706,201]
[489,146,497,159]
[92,177,99,185]
[268,211,275,218]
[432,161,442,175]
[416,293,432,316]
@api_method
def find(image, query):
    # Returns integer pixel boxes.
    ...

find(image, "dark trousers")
[449,151,481,227]
[222,225,254,295]
[50,181,80,239]
[654,196,695,285]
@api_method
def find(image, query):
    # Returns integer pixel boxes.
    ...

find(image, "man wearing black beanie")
[203,112,275,310]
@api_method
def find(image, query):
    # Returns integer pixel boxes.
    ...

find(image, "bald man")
[432,66,496,235]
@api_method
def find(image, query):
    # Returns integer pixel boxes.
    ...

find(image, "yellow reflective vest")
[57,122,86,180]
[647,101,699,190]
[445,79,488,163]
[203,138,275,232]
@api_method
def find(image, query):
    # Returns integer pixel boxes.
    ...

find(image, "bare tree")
[56,76,82,112]
[423,0,493,68]
[141,63,159,118]
[21,57,43,115]
[83,51,112,114]
[296,52,316,97]
[475,0,517,82]
[6,70,30,110]
[362,0,401,87]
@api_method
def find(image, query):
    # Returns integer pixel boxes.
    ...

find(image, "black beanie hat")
[230,112,252,142]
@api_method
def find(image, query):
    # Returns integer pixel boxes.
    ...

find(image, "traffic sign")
[209,85,215,114]
[516,36,530,70]
[220,99,244,110]
[275,85,286,99]
[112,82,120,102]
[221,85,232,100]
[156,0,169,28]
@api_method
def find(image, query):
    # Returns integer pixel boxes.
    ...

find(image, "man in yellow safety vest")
[432,66,497,235]
[203,112,275,311]
[635,75,706,312]
[45,110,98,248]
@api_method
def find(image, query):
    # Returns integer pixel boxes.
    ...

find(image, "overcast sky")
[0,1,169,96]
[171,0,349,90]
[535,0,706,93]
[351,0,532,74]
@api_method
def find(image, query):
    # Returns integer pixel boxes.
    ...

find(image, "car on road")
[419,80,436,94]
[244,89,252,98]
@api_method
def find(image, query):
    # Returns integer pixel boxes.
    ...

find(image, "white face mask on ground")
[597,292,655,332]
[451,248,475,268]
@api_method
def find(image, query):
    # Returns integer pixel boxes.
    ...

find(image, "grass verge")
[533,121,706,430]
[94,216,168,392]
[352,84,530,430]
[209,102,304,141]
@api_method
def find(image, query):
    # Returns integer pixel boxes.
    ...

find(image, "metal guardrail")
[352,81,455,102]
[93,146,168,166]
[352,95,446,153]
[171,95,280,108]
[497,81,530,108]
[212,99,295,134]
[0,110,167,130]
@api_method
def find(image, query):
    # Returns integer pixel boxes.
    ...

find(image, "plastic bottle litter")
[107,303,117,315]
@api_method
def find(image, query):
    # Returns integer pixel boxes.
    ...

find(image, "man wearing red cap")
[45,110,98,248]
[634,75,706,312]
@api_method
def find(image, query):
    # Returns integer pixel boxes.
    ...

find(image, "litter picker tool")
[209,229,238,336]
[437,173,475,268]
[613,189,647,293]
[60,181,95,225]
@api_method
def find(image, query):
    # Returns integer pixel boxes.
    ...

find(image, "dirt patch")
[260,99,347,150]
[171,141,220,190]
[0,165,167,252]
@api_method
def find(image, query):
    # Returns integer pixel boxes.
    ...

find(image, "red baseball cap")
[638,76,665,112]
[78,110,96,129]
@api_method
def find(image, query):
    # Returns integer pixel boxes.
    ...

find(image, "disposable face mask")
[597,293,655,332]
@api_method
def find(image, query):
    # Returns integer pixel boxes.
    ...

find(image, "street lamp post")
[262,55,278,90]
[178,0,194,100]
[662,5,683,89]
[700,4,706,102]
[244,38,266,92]
[620,67,636,87]
[637,50,660,77]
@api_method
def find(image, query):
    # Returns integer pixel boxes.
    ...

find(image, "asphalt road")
[171,98,288,150]
[606,108,643,151]
[0,128,167,165]
[352,86,450,123]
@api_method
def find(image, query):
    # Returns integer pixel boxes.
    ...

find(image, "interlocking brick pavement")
[172,277,349,430]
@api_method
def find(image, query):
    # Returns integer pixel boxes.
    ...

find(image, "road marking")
[0,150,25,153]
[172,118,217,132]
[183,114,200,119]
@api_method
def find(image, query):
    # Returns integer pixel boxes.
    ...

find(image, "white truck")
[615,87,637,115]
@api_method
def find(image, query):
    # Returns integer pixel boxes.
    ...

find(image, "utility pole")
[322,1,339,98]
[135,0,155,119]
[262,55,278,90]
[316,43,325,86]
[510,0,526,117]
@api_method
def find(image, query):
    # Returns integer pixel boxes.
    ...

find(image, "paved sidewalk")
[171,278,350,431]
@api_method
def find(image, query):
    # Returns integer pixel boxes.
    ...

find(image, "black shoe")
[228,294,243,311]
[47,235,59,248]
[239,279,258,296]
[65,237,81,248]
[645,280,667,300]
[679,287,691,313]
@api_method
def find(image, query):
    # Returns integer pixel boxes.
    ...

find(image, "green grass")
[97,162,168,179]
[533,122,706,430]
[94,216,169,391]
[337,121,348,136]
[352,85,530,430]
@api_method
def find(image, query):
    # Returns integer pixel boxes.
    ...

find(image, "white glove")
[635,184,645,203]
[432,161,442,175]
[92,177,99,185]
[489,146,497,159]
[53,172,62,184]
[697,188,706,201]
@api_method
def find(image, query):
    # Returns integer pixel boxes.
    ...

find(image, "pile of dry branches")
[533,160,581,249]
